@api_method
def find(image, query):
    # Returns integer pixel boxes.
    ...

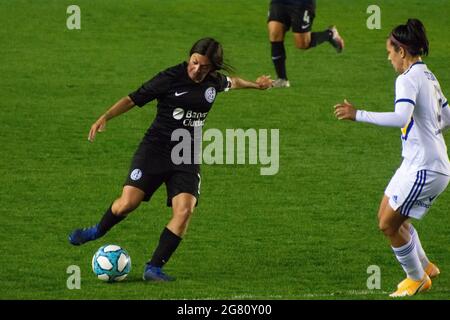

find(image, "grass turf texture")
[1,0,449,299]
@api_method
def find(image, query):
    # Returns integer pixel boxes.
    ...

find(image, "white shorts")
[385,167,450,220]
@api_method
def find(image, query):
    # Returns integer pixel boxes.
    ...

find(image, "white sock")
[392,236,424,281]
[409,224,430,269]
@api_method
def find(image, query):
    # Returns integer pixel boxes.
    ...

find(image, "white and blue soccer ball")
[92,244,131,282]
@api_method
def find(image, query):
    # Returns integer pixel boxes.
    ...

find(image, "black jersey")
[128,62,230,173]
[270,0,315,6]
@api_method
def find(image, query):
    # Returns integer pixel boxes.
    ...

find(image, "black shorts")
[268,3,316,33]
[124,142,201,207]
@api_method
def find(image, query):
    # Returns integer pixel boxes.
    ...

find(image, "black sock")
[97,205,126,236]
[271,41,287,80]
[309,30,333,48]
[148,227,182,268]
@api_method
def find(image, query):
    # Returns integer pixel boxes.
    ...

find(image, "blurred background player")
[334,19,450,297]
[69,38,272,281]
[268,0,344,88]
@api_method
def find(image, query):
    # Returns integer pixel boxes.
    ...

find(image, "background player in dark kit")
[69,38,273,281]
[268,0,344,87]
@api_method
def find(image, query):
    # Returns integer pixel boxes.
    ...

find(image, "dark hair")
[189,38,234,73]
[389,19,429,56]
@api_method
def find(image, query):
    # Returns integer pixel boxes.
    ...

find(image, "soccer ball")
[92,244,131,282]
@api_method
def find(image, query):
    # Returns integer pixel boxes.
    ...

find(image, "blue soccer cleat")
[68,224,101,246]
[143,264,175,282]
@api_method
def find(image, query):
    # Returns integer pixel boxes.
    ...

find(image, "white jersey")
[356,61,450,175]
[396,62,450,175]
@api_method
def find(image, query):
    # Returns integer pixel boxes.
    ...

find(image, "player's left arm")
[229,75,273,90]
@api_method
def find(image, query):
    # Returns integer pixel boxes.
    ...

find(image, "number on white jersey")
[433,84,445,133]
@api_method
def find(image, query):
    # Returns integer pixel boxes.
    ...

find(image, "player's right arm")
[334,98,413,127]
[88,96,135,142]
[229,75,273,90]
[334,76,415,127]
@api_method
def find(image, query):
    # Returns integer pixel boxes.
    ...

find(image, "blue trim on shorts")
[400,170,427,217]
[399,171,421,215]
[406,170,427,216]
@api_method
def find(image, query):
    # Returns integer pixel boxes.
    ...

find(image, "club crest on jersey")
[130,169,142,181]
[205,87,216,103]
[173,107,185,120]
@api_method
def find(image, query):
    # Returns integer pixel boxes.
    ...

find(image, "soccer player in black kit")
[268,0,345,87]
[69,38,273,281]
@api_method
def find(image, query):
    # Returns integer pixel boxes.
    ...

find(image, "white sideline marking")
[187,288,449,300]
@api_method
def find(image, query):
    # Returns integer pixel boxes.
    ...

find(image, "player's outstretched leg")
[69,224,103,246]
[68,205,126,246]
[69,186,144,246]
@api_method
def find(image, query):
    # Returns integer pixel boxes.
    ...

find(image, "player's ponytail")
[189,38,234,73]
[390,18,429,57]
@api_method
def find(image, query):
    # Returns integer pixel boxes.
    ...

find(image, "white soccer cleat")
[272,78,290,88]
[329,26,344,53]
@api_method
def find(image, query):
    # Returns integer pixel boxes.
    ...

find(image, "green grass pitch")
[1,0,449,299]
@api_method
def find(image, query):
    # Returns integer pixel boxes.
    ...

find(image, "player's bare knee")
[401,221,411,231]
[269,32,284,42]
[173,207,193,223]
[113,198,140,216]
[378,222,398,237]
[268,22,285,42]
[294,40,309,50]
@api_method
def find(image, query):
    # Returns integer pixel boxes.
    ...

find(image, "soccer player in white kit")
[334,19,450,297]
